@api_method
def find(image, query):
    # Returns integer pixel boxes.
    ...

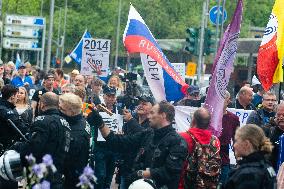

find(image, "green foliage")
[0,0,276,60]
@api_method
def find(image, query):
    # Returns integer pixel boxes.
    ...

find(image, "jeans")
[94,147,117,189]
[219,164,230,185]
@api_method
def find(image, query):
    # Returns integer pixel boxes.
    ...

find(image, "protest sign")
[81,38,111,77]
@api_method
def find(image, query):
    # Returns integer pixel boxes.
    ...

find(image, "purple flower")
[32,184,41,189]
[25,154,36,165]
[83,166,94,177]
[79,174,89,185]
[42,154,53,167]
[41,180,50,189]
[32,164,44,179]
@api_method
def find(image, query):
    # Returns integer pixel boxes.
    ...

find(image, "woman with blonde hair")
[108,74,124,96]
[15,86,33,126]
[223,124,276,189]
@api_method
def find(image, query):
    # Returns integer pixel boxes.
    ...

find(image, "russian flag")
[123,5,188,102]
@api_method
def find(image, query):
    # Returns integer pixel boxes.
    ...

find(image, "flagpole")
[114,0,122,69]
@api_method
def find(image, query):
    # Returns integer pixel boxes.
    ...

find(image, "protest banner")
[81,38,111,77]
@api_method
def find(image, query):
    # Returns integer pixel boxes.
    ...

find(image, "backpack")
[184,131,221,189]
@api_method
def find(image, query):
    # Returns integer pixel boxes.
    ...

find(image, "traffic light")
[203,28,215,55]
[37,29,43,48]
[185,27,199,55]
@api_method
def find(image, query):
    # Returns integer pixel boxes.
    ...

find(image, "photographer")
[117,72,142,112]
[118,96,154,188]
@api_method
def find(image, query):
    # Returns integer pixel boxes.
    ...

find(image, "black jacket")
[0,99,28,153]
[105,125,188,189]
[62,113,91,189]
[269,126,284,170]
[223,152,276,189]
[15,109,71,188]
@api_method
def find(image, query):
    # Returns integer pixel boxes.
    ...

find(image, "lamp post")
[46,0,55,70]
[114,0,122,69]
[60,0,67,68]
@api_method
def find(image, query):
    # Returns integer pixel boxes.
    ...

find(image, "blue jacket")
[11,76,33,87]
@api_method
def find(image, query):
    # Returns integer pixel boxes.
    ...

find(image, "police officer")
[90,100,188,189]
[0,85,28,189]
[58,93,90,189]
[14,92,71,189]
[0,85,27,154]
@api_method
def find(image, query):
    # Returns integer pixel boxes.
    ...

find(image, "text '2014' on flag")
[123,4,188,102]
[204,0,243,137]
[69,30,92,65]
[257,0,284,91]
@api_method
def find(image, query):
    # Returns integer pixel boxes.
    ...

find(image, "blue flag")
[15,53,22,70]
[70,30,92,64]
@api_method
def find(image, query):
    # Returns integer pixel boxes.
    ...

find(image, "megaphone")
[0,150,23,181]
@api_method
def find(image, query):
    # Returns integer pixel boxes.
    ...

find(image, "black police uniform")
[223,152,276,189]
[16,109,71,189]
[62,113,91,189]
[0,99,27,154]
[105,125,188,189]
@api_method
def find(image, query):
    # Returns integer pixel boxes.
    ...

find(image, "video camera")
[117,72,140,112]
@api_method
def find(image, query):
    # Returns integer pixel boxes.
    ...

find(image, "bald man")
[235,86,255,110]
[179,107,221,189]
[74,74,85,88]
[14,92,71,189]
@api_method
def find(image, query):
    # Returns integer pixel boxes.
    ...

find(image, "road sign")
[5,15,45,27]
[186,62,197,76]
[3,37,41,50]
[4,25,41,38]
[81,38,111,77]
[209,6,227,25]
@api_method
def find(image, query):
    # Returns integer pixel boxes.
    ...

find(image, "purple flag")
[204,0,243,137]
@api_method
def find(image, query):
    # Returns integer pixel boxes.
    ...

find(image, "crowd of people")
[0,59,283,189]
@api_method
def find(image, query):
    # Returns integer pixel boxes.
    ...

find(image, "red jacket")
[178,127,215,189]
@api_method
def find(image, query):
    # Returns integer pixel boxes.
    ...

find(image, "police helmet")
[128,179,157,189]
[0,150,23,181]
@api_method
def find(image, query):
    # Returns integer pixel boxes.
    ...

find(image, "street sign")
[209,6,227,25]
[81,38,111,77]
[3,37,41,50]
[186,62,197,76]
[4,25,41,38]
[5,15,45,27]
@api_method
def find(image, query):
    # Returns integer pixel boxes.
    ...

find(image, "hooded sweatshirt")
[178,127,213,189]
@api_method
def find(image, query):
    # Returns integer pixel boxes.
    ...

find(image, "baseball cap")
[138,95,155,105]
[187,85,200,95]
[44,73,55,80]
[18,63,26,69]
[71,69,80,75]
[103,86,116,95]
